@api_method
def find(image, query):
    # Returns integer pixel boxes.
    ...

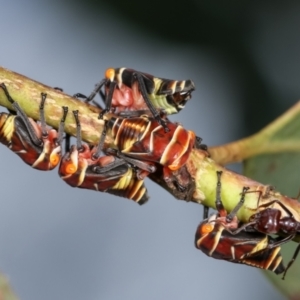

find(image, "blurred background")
[0,1,299,299]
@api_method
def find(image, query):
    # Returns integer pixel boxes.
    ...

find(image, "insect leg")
[257,199,294,217]
[72,110,84,151]
[203,206,209,219]
[57,106,69,147]
[132,72,169,132]
[195,136,208,152]
[282,242,300,279]
[0,83,43,146]
[98,81,117,119]
[215,171,226,216]
[85,78,107,102]
[91,120,108,160]
[226,187,250,223]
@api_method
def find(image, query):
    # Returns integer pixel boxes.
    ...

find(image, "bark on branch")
[0,66,299,226]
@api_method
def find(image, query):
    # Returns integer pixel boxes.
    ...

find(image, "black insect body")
[85,68,195,131]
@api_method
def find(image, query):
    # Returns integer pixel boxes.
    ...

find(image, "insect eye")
[64,162,77,175]
[50,153,60,167]
[200,223,214,234]
[105,68,115,81]
[168,164,180,171]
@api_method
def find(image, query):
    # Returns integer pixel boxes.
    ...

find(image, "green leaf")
[209,101,300,166]
[0,272,18,300]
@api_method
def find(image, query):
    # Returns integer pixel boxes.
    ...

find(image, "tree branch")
[1,66,300,226]
[209,101,300,165]
[0,67,109,145]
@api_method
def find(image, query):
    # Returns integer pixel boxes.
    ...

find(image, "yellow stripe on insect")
[249,236,268,254]
[0,114,14,142]
[129,179,146,201]
[112,168,132,190]
[265,247,280,270]
[160,126,190,168]
[168,80,177,94]
[77,159,89,187]
[209,226,223,256]
[117,68,126,88]
[178,81,185,91]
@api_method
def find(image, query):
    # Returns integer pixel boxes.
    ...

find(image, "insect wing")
[120,68,155,93]
[196,222,285,274]
[115,118,195,169]
[242,245,285,274]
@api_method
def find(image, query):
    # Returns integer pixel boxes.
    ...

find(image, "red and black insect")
[58,110,149,205]
[195,171,286,275]
[232,198,300,279]
[105,114,199,185]
[0,83,68,170]
[84,68,195,131]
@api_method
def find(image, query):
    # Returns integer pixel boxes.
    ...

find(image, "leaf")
[209,101,300,166]
[0,272,18,300]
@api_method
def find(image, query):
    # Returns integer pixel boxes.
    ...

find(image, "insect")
[84,68,195,131]
[105,114,199,186]
[232,199,300,279]
[58,110,149,205]
[0,83,68,170]
[195,171,286,275]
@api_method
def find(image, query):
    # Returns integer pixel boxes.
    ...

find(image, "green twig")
[0,66,300,226]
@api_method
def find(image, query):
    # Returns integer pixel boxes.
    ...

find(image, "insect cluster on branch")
[0,68,299,279]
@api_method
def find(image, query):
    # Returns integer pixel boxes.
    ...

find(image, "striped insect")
[230,199,300,279]
[0,83,68,170]
[58,110,149,205]
[84,68,195,131]
[195,171,286,275]
[105,114,200,187]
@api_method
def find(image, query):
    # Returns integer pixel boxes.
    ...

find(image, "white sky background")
[0,1,297,299]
